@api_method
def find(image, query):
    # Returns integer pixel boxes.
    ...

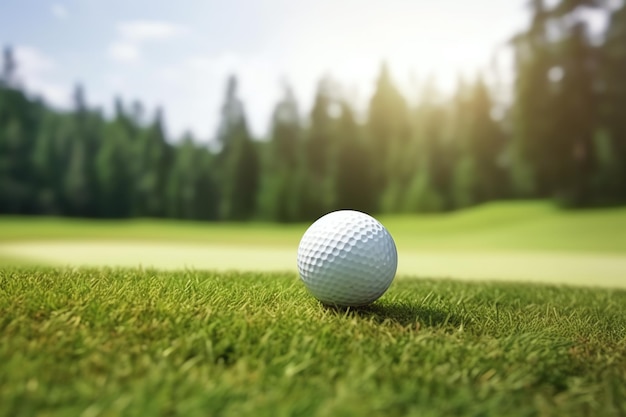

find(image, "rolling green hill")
[1,201,625,252]
[1,201,625,287]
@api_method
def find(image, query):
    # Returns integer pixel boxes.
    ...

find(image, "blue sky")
[1,0,537,141]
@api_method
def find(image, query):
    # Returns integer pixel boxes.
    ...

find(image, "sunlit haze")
[0,0,531,140]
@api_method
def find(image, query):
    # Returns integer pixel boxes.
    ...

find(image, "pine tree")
[166,134,198,219]
[0,84,42,213]
[300,77,337,219]
[549,5,601,206]
[132,108,171,217]
[216,75,259,220]
[64,138,90,215]
[334,101,377,213]
[404,79,450,212]
[367,63,411,210]
[165,132,219,220]
[32,111,63,214]
[63,84,102,216]
[511,0,558,197]
[258,83,303,222]
[95,99,133,217]
[458,76,506,205]
[1,46,17,87]
[192,146,220,221]
[451,77,477,208]
[599,2,626,201]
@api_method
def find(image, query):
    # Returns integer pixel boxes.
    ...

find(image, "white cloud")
[186,56,221,72]
[107,42,139,63]
[105,74,127,90]
[117,20,188,42]
[51,3,69,19]
[107,20,188,64]
[14,46,56,74]
[14,46,70,107]
[185,54,242,75]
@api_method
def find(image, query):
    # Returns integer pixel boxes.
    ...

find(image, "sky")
[0,0,535,141]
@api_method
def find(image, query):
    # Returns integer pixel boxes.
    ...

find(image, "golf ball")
[297,210,398,306]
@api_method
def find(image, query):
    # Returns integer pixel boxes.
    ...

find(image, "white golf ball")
[297,210,398,306]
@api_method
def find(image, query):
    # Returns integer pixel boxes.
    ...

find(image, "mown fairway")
[1,201,626,287]
[1,202,625,415]
[1,267,625,416]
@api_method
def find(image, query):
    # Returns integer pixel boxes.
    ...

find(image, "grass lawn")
[2,201,626,252]
[1,201,625,287]
[1,202,625,415]
[1,267,625,416]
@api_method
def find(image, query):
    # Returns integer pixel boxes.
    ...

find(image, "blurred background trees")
[1,0,625,221]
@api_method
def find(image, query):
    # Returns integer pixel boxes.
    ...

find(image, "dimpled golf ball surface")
[297,210,398,306]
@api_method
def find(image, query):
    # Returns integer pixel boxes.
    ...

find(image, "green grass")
[2,201,625,287]
[0,215,301,246]
[383,201,626,253]
[1,201,626,252]
[1,267,625,416]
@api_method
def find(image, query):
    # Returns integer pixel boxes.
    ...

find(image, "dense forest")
[1,0,625,222]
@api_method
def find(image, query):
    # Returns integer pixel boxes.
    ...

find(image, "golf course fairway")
[1,201,625,287]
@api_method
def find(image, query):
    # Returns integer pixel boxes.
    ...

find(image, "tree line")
[1,0,625,222]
